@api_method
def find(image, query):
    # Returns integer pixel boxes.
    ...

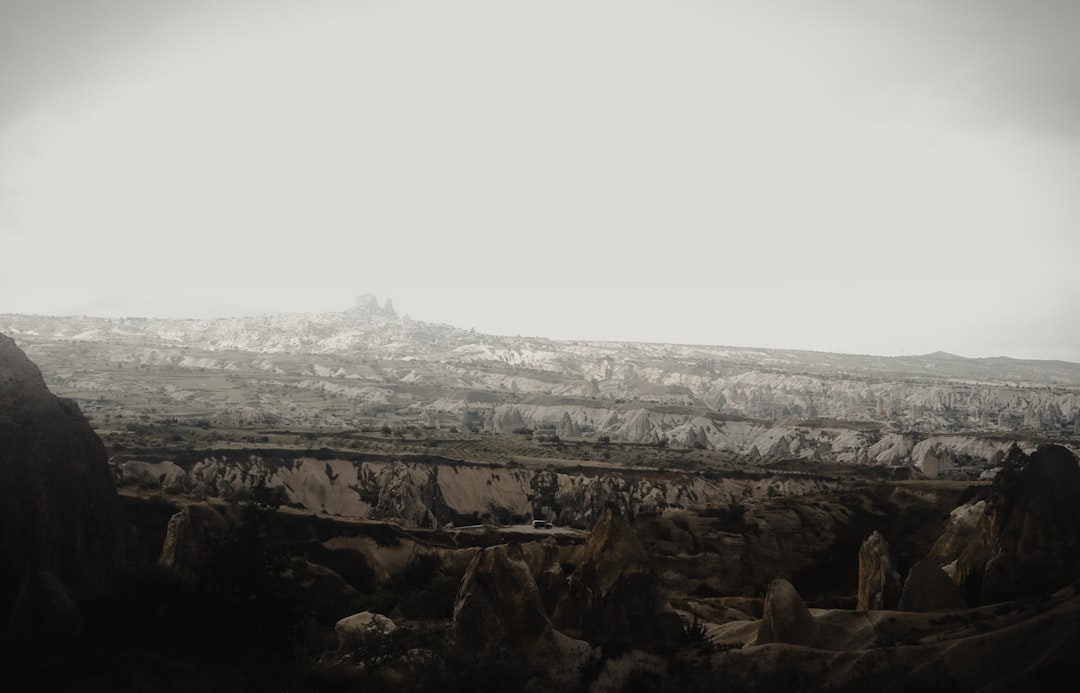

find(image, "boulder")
[857,531,902,611]
[754,578,817,646]
[556,412,580,438]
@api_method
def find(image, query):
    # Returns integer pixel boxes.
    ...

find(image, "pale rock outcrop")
[490,406,527,433]
[866,433,914,466]
[927,499,987,569]
[436,464,532,523]
[913,441,955,478]
[620,409,660,444]
[274,457,369,517]
[857,531,902,611]
[556,411,581,438]
[369,462,439,528]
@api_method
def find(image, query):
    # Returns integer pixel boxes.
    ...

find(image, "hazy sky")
[2,0,1079,361]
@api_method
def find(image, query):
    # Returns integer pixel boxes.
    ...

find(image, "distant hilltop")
[352,294,396,316]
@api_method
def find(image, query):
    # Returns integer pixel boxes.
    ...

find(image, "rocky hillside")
[112,449,843,529]
[4,297,1079,477]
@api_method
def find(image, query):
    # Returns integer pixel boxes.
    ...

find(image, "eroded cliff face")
[114,451,842,528]
[118,449,972,605]
[468,402,1045,476]
[0,334,130,647]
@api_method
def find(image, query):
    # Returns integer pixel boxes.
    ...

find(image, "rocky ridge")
[5,301,1080,476]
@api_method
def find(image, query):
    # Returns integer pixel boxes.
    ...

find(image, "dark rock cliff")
[956,444,1080,603]
[0,334,130,648]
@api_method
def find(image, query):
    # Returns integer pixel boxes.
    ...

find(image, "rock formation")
[927,499,988,574]
[897,560,966,612]
[857,531,901,611]
[0,334,130,647]
[451,504,683,660]
[451,543,566,665]
[158,503,234,581]
[753,578,817,646]
[955,444,1080,603]
[115,452,843,530]
[557,505,684,648]
[556,411,580,438]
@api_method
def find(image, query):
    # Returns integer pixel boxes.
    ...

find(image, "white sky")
[2,0,1079,361]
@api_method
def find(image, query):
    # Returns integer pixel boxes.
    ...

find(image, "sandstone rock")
[451,543,564,665]
[897,560,966,612]
[556,411,580,438]
[754,578,817,646]
[927,499,988,567]
[857,531,901,611]
[0,334,130,648]
[370,462,439,528]
[158,503,233,581]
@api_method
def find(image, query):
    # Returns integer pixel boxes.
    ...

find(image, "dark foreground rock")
[0,334,130,649]
[898,559,967,612]
[559,504,685,648]
[956,444,1080,604]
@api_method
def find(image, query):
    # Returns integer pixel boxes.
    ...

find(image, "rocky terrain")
[4,304,1080,690]
[4,296,1079,480]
